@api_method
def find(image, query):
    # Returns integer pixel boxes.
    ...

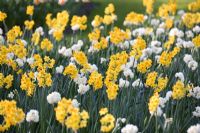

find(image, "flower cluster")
[20,72,35,96]
[124,12,145,26]
[110,27,131,45]
[55,98,89,131]
[137,59,152,74]
[143,0,155,14]
[0,73,13,89]
[46,11,69,41]
[145,71,168,93]
[99,108,115,132]
[103,3,117,25]
[88,71,103,90]
[105,51,128,100]
[0,100,25,132]
[71,15,87,31]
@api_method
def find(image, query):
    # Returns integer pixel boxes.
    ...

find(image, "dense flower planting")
[0,0,200,132]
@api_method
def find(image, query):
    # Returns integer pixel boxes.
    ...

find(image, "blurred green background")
[90,0,195,26]
[0,0,195,29]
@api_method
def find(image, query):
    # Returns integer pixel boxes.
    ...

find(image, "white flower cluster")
[58,40,83,57]
[119,78,130,88]
[26,109,39,123]
[169,28,184,38]
[183,54,198,70]
[100,57,107,64]
[58,47,72,57]
[35,26,44,36]
[121,124,138,133]
[175,72,185,82]
[121,56,136,78]
[132,27,153,37]
[189,86,200,99]
[176,38,194,48]
[72,99,80,108]
[151,40,162,54]
[56,65,64,74]
[187,124,200,133]
[132,79,142,88]
[74,74,87,85]
[27,57,34,65]
[150,19,160,27]
[8,91,14,99]
[78,84,90,95]
[193,25,200,33]
[193,106,200,118]
[119,41,130,50]
[47,91,61,104]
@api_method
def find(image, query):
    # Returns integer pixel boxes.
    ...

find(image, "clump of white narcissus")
[26,109,39,123]
[121,124,138,133]
[187,124,200,133]
[193,106,200,118]
[47,91,61,104]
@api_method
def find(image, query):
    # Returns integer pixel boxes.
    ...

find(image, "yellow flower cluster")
[0,46,17,70]
[130,37,146,60]
[164,36,175,49]
[71,15,87,30]
[105,51,128,100]
[88,28,101,42]
[182,13,200,28]
[24,20,35,30]
[99,108,115,132]
[29,55,54,88]
[40,38,53,51]
[192,34,200,48]
[104,3,115,15]
[110,27,131,45]
[73,51,90,71]
[63,64,78,79]
[124,12,145,25]
[26,5,34,16]
[92,15,103,28]
[55,98,89,131]
[20,72,35,96]
[137,59,152,74]
[31,31,40,45]
[145,71,158,89]
[188,0,200,12]
[88,29,108,50]
[103,3,116,25]
[157,0,177,18]
[31,55,55,70]
[0,11,7,22]
[156,77,169,93]
[0,100,25,132]
[46,11,69,41]
[37,69,52,88]
[172,80,187,100]
[7,26,23,43]
[159,47,180,67]
[143,0,155,14]
[146,71,168,93]
[13,40,27,59]
[148,93,160,114]
[88,71,103,90]
[0,73,13,89]
[164,18,173,29]
[93,37,108,50]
